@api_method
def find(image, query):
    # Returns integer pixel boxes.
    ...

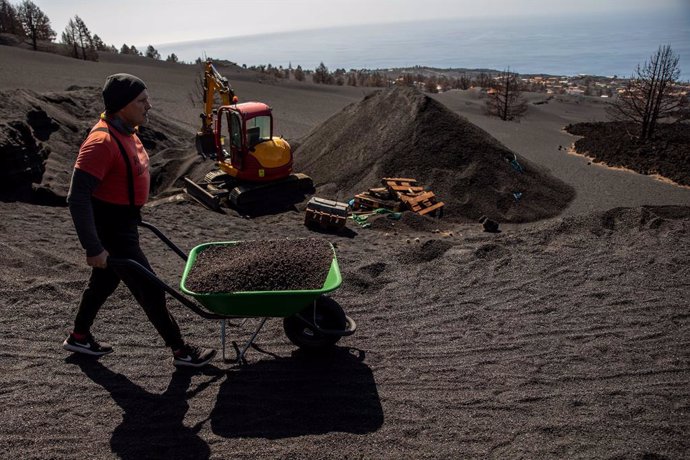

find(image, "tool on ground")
[304,197,349,231]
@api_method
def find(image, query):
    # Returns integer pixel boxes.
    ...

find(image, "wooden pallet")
[353,193,401,212]
[399,191,444,216]
[367,187,392,200]
[382,177,424,196]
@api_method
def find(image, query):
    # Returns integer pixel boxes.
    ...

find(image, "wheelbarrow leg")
[238,317,268,362]
[221,318,269,363]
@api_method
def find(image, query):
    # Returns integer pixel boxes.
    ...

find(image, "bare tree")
[474,72,493,88]
[607,45,685,140]
[425,76,439,93]
[486,69,528,121]
[457,73,471,90]
[17,0,55,50]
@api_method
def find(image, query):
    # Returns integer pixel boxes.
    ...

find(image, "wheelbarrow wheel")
[283,295,346,350]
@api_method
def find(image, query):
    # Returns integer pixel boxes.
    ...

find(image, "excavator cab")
[215,102,293,182]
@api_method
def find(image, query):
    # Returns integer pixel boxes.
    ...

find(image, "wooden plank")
[368,187,392,199]
[417,201,444,216]
[353,193,384,211]
[382,178,428,199]
[382,177,417,183]
[400,191,435,205]
[389,185,424,193]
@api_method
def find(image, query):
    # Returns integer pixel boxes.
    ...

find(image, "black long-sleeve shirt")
[67,168,104,257]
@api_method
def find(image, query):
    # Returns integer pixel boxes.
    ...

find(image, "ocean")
[157,9,690,80]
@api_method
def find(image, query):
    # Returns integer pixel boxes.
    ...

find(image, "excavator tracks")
[184,172,314,213]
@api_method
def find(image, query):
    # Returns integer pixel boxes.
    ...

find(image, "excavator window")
[247,127,260,146]
[230,112,242,150]
[246,115,271,147]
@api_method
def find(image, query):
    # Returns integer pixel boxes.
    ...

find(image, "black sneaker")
[173,344,216,368]
[63,333,113,356]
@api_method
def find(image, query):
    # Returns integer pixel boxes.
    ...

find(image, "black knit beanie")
[102,73,147,114]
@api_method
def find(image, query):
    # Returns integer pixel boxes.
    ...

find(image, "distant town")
[237,61,690,99]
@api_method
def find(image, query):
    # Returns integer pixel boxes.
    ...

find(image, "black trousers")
[73,200,184,350]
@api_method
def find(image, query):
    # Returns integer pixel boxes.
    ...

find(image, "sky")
[30,0,688,49]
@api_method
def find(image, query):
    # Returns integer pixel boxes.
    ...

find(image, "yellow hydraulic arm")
[196,60,237,158]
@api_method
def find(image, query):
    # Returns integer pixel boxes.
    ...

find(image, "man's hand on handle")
[87,250,109,269]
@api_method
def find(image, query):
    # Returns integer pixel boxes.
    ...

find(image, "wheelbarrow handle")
[138,220,188,261]
[106,257,227,320]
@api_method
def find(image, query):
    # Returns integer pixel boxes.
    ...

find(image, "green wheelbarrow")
[109,221,357,363]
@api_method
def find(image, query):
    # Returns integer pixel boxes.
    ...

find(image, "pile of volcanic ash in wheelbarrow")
[184,238,334,293]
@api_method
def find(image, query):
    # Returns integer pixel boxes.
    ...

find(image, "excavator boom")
[195,61,237,159]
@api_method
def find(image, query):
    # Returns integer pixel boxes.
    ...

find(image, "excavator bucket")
[183,171,230,212]
[184,172,314,213]
[228,173,314,209]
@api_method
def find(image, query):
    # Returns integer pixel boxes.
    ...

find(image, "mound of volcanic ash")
[294,86,574,223]
[0,87,195,205]
[184,238,334,293]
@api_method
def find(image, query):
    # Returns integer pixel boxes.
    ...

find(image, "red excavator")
[184,60,313,211]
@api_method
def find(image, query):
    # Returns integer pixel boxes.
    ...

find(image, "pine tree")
[313,62,329,84]
[145,45,160,60]
[347,72,357,86]
[60,18,79,58]
[17,0,55,50]
[92,34,107,51]
[294,65,305,82]
[0,0,24,36]
[74,16,96,60]
[61,16,96,60]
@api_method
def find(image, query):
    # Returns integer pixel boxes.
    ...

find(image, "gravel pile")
[184,238,334,293]
[295,86,575,223]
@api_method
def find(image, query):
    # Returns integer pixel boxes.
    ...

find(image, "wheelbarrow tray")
[179,240,342,317]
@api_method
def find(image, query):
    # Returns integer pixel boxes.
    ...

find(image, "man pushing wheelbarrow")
[63,73,215,367]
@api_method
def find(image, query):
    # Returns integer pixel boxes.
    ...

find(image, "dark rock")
[479,215,500,233]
